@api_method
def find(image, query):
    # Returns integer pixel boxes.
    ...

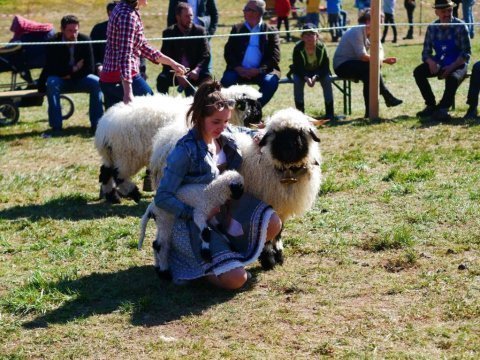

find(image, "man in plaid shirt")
[413,0,470,121]
[100,0,185,109]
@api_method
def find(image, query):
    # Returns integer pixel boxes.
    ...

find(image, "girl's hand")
[207,207,221,220]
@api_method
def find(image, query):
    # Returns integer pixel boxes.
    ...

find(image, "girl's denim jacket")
[154,126,244,220]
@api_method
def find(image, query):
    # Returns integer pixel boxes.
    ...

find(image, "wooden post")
[369,0,381,120]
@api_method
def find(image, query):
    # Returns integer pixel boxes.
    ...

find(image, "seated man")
[39,15,103,136]
[221,0,280,107]
[413,0,470,121]
[156,2,211,97]
[288,24,334,119]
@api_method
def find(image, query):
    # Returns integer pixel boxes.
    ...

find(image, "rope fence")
[0,22,478,47]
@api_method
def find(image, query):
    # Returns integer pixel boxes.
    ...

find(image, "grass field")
[1,0,480,358]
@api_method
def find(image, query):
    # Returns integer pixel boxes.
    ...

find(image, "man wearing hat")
[221,0,281,107]
[413,0,471,121]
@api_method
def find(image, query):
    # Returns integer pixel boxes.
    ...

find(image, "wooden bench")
[278,75,354,115]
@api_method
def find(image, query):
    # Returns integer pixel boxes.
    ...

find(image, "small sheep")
[148,107,322,271]
[95,86,262,204]
[138,170,245,277]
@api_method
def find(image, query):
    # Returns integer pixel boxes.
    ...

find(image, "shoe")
[431,108,451,122]
[403,35,413,40]
[463,106,477,120]
[392,39,397,43]
[41,129,62,138]
[385,96,403,107]
[416,105,436,117]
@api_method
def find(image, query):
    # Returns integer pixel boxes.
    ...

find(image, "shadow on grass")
[0,125,94,141]
[416,115,480,128]
[22,265,251,328]
[0,193,150,221]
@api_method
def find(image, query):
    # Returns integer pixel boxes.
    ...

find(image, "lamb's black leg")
[199,227,212,263]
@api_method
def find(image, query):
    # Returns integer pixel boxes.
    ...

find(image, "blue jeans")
[100,75,153,110]
[293,73,333,105]
[46,74,103,131]
[221,70,279,107]
[462,0,475,38]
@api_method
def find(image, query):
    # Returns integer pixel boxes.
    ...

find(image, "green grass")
[1,1,480,358]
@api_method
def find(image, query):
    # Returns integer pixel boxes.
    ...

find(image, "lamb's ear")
[258,131,271,147]
[308,128,321,142]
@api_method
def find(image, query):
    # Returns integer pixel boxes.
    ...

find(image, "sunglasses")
[206,99,236,111]
[243,7,258,13]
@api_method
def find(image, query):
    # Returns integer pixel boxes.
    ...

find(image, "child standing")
[305,0,320,27]
[382,0,397,43]
[327,0,343,42]
[275,0,292,41]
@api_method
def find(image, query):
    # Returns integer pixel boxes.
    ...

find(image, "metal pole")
[369,0,381,120]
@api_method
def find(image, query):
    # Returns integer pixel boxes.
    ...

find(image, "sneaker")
[431,108,451,122]
[41,129,62,138]
[463,107,477,120]
[385,96,403,107]
[416,105,436,117]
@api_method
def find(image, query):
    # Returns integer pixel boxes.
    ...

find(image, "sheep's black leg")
[105,189,121,204]
[259,242,276,270]
[273,227,284,265]
[152,240,172,280]
[143,169,153,192]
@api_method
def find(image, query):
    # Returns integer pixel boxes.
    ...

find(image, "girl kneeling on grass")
[154,80,282,290]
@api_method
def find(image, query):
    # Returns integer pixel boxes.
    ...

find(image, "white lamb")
[149,107,322,271]
[95,86,262,204]
[138,170,245,278]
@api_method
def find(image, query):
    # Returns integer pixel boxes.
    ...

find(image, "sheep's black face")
[270,128,309,164]
[236,98,262,126]
[229,182,244,199]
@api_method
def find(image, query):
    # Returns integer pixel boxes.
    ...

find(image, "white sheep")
[148,107,322,270]
[95,86,262,204]
[138,170,245,277]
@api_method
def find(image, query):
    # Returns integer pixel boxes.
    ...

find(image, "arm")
[291,43,307,78]
[154,144,194,220]
[224,25,243,69]
[261,27,280,73]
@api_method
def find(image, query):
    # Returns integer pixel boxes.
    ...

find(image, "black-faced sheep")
[138,170,244,278]
[95,85,262,204]
[149,107,322,271]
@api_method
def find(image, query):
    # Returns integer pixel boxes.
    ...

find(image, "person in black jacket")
[90,2,116,75]
[220,0,280,107]
[156,2,211,96]
[39,15,103,135]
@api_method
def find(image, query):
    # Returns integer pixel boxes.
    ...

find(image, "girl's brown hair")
[186,80,229,134]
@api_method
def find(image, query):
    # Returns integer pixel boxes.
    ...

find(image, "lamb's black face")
[236,98,262,126]
[270,128,309,164]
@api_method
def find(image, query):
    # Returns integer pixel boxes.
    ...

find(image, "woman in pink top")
[100,0,186,108]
